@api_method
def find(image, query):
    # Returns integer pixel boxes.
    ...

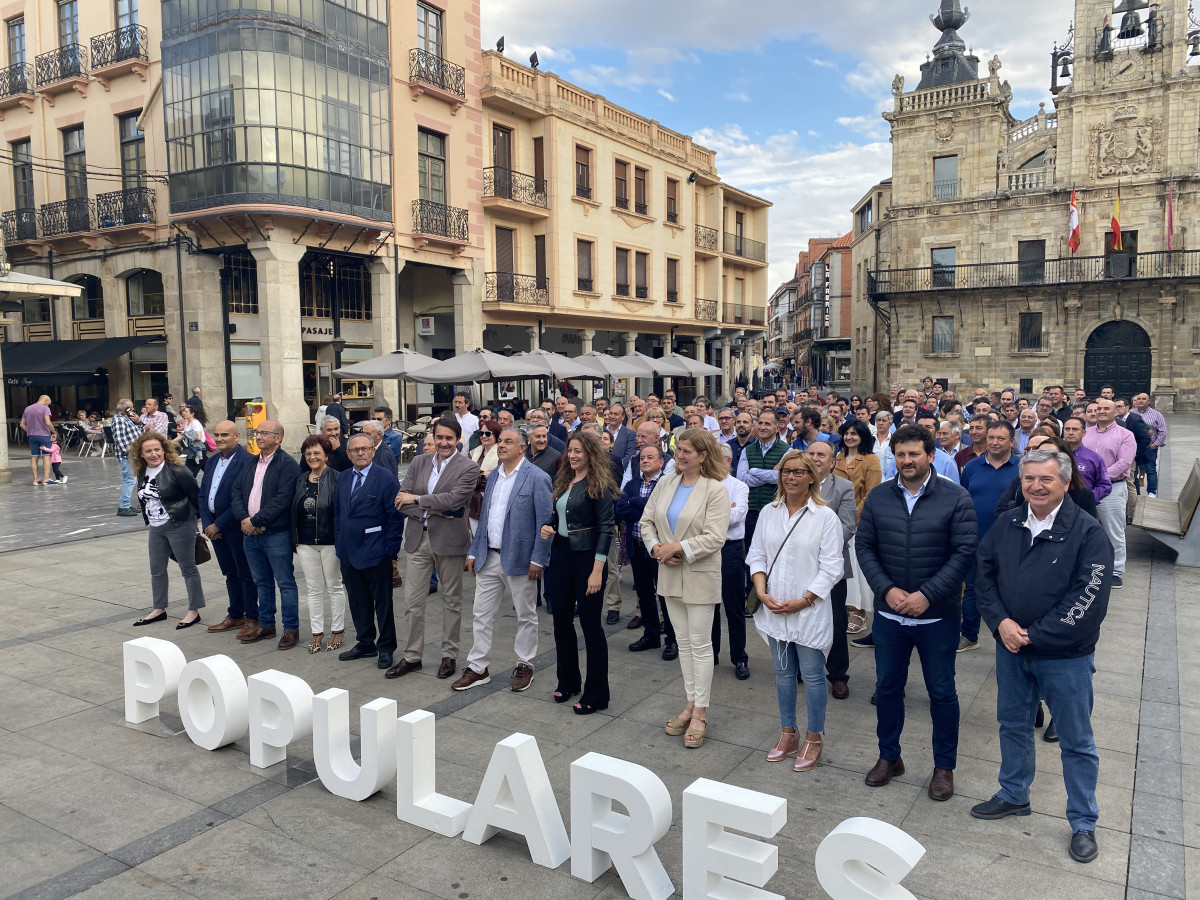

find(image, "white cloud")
[658,89,677,102]
[836,115,890,141]
[725,90,752,103]
[692,125,892,287]
[809,58,836,68]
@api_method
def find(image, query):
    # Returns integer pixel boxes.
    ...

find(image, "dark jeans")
[994,648,1099,831]
[873,612,960,770]
[711,539,747,664]
[211,526,257,621]
[243,530,299,632]
[1145,446,1159,495]
[549,536,609,708]
[630,539,675,643]
[825,579,849,683]
[341,557,397,654]
[961,569,979,643]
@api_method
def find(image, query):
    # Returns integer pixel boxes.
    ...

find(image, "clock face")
[1112,54,1144,82]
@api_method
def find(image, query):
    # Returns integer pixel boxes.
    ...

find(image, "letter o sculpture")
[177,655,249,750]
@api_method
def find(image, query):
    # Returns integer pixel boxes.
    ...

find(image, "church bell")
[1114,0,1146,39]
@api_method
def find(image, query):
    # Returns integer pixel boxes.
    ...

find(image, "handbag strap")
[764,506,808,586]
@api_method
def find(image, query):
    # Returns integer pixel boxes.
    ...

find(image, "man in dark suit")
[318,418,352,472]
[527,409,565,453]
[230,421,302,649]
[200,420,258,635]
[323,393,349,436]
[335,434,406,671]
[604,403,638,468]
[361,420,398,475]
[525,424,561,477]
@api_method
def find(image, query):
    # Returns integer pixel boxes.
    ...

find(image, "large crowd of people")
[21,376,1159,866]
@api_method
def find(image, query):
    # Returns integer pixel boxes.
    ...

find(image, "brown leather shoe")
[392,559,403,587]
[451,667,491,691]
[437,657,456,679]
[277,630,299,650]
[235,619,260,640]
[510,663,534,692]
[238,625,276,644]
[831,681,849,700]
[928,767,955,801]
[384,659,422,679]
[207,616,245,633]
[865,756,905,787]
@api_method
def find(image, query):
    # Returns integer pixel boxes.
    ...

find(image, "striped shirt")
[631,474,660,541]
[1136,405,1167,447]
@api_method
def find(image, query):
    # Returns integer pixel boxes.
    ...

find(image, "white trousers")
[664,597,715,708]
[847,534,872,609]
[295,543,346,634]
[466,550,540,674]
[1095,480,1128,576]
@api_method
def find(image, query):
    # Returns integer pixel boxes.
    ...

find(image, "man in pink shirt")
[19,394,56,485]
[1082,398,1135,587]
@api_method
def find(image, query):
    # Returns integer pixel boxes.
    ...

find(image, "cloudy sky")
[481,0,1076,287]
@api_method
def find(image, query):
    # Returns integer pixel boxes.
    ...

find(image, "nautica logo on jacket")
[1061,563,1106,626]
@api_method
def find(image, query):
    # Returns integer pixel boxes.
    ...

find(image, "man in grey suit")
[456,427,553,693]
[604,403,637,468]
[809,441,858,700]
[390,416,480,680]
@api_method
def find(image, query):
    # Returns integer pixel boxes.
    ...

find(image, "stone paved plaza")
[1,424,1198,900]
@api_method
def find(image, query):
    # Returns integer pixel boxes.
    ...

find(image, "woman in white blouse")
[871,410,894,481]
[746,448,844,772]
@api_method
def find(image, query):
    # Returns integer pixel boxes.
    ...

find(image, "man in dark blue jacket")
[616,444,677,659]
[970,448,1112,866]
[334,434,406,671]
[200,421,257,636]
[856,424,978,802]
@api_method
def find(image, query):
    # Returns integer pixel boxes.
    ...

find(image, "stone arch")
[1083,319,1152,400]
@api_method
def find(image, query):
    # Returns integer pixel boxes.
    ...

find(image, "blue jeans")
[994,648,1100,832]
[243,530,299,632]
[1144,446,1159,495]
[766,636,827,733]
[961,570,979,642]
[119,456,136,509]
[873,612,960,769]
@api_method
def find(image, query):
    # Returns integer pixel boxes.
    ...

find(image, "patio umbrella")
[654,352,722,378]
[575,350,658,378]
[512,349,606,380]
[408,348,556,384]
[332,348,437,379]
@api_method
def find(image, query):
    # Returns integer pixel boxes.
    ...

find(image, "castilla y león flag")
[1068,191,1081,254]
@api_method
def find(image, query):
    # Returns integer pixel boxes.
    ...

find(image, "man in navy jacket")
[971,447,1113,865]
[334,434,406,671]
[856,424,977,802]
[200,421,257,635]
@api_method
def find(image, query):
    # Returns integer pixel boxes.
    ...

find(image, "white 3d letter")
[123,637,186,724]
[177,654,249,749]
[462,733,570,869]
[815,817,925,900]
[396,710,472,836]
[682,778,786,900]
[570,752,673,900]
[247,670,314,769]
[312,690,397,801]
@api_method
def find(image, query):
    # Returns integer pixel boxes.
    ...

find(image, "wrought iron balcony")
[929,179,960,202]
[91,24,149,70]
[615,195,629,210]
[695,224,719,252]
[667,290,679,303]
[868,249,1200,296]
[1,208,38,242]
[40,198,93,236]
[96,186,155,228]
[409,48,465,99]
[667,210,679,224]
[576,183,592,200]
[635,201,648,216]
[412,199,468,242]
[722,303,766,327]
[635,285,648,299]
[723,231,767,263]
[577,277,594,292]
[695,298,718,321]
[0,61,32,97]
[35,43,88,87]
[485,272,550,306]
[616,282,630,297]
[483,167,548,208]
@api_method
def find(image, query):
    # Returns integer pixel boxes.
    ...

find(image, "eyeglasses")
[780,468,810,478]
[348,447,373,454]
[255,429,281,437]
[303,450,325,457]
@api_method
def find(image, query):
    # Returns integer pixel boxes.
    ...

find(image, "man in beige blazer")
[389,416,481,680]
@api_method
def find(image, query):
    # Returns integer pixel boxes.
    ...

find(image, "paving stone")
[1128,835,1188,898]
[0,803,102,895]
[1132,793,1185,843]
[0,731,96,800]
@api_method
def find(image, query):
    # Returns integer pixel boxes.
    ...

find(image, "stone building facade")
[864,0,1200,410]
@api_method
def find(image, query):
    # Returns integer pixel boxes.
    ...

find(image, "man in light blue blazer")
[457,426,553,693]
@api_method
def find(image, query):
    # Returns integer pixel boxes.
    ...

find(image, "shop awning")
[2,335,164,385]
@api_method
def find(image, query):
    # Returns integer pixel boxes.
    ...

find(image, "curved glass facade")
[162,0,391,223]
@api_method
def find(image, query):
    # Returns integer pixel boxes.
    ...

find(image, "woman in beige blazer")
[640,428,730,749]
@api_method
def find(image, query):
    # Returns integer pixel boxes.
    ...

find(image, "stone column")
[452,258,485,354]
[176,251,226,410]
[526,325,540,351]
[1063,296,1082,391]
[248,240,310,452]
[369,254,399,412]
[579,328,595,353]
[720,336,732,402]
[1154,296,1178,412]
[0,341,9,481]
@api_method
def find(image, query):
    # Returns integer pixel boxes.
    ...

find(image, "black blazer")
[199,444,252,532]
[231,449,302,534]
[138,462,199,527]
[550,479,616,554]
[291,467,338,547]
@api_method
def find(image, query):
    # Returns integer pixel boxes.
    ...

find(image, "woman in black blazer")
[130,431,205,628]
[540,431,618,714]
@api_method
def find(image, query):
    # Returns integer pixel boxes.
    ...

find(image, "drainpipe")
[175,236,188,395]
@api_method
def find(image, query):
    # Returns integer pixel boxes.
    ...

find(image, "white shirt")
[1025,499,1064,543]
[720,474,750,541]
[486,458,523,549]
[424,453,452,523]
[456,411,479,449]
[703,414,720,434]
[207,451,235,513]
[621,455,675,490]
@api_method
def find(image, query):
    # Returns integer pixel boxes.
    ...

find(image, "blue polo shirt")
[960,452,1019,537]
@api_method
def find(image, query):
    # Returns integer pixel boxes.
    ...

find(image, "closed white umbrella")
[512,349,605,380]
[408,348,557,384]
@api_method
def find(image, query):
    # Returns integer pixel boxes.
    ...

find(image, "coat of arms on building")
[1089,116,1163,178]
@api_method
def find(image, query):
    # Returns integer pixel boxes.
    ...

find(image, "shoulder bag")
[745,507,808,616]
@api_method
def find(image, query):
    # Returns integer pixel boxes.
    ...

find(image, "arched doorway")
[1084,321,1151,399]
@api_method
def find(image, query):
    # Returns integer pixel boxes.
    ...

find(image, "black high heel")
[553,688,579,704]
[573,701,608,716]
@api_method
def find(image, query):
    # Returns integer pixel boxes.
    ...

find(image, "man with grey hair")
[526,408,565,453]
[972,448,1113,865]
[110,398,144,515]
[360,420,398,475]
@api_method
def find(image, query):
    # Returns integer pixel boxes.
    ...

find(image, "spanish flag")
[1111,189,1122,251]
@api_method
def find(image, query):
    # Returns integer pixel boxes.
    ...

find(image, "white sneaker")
[1148,492,1157,498]
[58,475,68,484]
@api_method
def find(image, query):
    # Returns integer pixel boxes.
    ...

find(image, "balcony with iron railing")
[96,186,155,228]
[484,272,550,306]
[695,224,719,255]
[869,249,1200,296]
[483,167,549,215]
[90,24,149,87]
[723,231,767,264]
[411,198,469,246]
[2,209,38,243]
[635,285,648,299]
[928,179,960,202]
[40,197,93,236]
[0,61,33,103]
[615,195,629,210]
[722,303,766,328]
[35,44,88,95]
[615,282,631,297]
[695,298,718,321]
[408,48,466,108]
